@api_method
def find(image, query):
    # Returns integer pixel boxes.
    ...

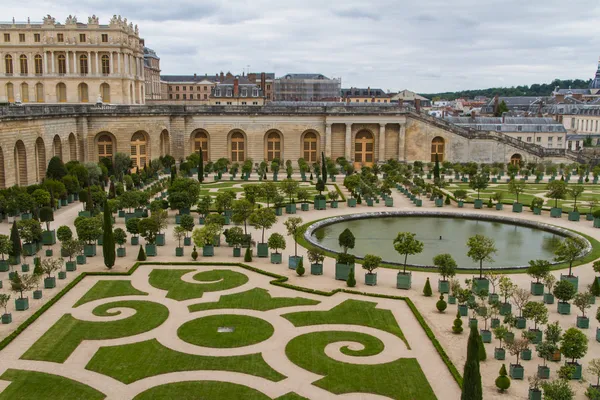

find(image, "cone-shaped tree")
[244,247,252,262]
[296,258,305,276]
[321,152,327,186]
[198,147,204,183]
[102,201,115,269]
[346,267,356,287]
[433,153,440,179]
[9,221,21,263]
[461,325,483,400]
[423,277,433,297]
[137,245,146,261]
[477,332,487,361]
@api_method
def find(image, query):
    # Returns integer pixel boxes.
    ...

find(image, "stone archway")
[35,137,46,182]
[14,140,27,186]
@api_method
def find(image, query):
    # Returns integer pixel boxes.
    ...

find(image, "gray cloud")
[5,0,600,92]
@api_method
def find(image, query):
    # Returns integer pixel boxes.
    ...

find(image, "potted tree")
[197,196,212,225]
[560,327,588,380]
[344,175,360,207]
[173,225,186,257]
[573,292,593,329]
[393,232,424,290]
[486,270,500,303]
[328,190,340,208]
[528,260,550,296]
[0,294,11,324]
[434,253,456,294]
[531,197,544,215]
[469,173,488,208]
[284,217,303,269]
[297,189,310,211]
[39,206,56,253]
[544,274,557,304]
[587,359,600,398]
[467,234,496,294]
[308,248,325,275]
[457,287,472,317]
[493,191,504,210]
[554,279,576,315]
[567,185,584,221]
[528,375,543,400]
[41,257,62,289]
[114,228,127,258]
[281,179,299,214]
[267,233,286,264]
[508,179,526,212]
[138,217,160,256]
[74,216,102,257]
[507,337,529,379]
[554,237,585,292]
[512,287,531,329]
[126,217,141,245]
[231,199,255,246]
[180,214,195,246]
[57,226,73,258]
[249,207,277,258]
[18,219,42,257]
[499,276,516,315]
[545,321,563,362]
[362,254,381,286]
[522,301,548,344]
[493,325,509,360]
[10,272,33,311]
[336,228,355,280]
[151,209,168,247]
[546,180,567,218]
[192,223,221,257]
[454,189,467,208]
[536,340,557,379]
[224,227,244,257]
[63,239,84,268]
[448,278,460,304]
[0,234,11,272]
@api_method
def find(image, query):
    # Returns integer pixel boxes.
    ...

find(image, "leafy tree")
[39,206,54,231]
[508,179,526,204]
[214,191,236,215]
[527,259,551,283]
[560,327,588,363]
[511,287,530,317]
[495,364,510,392]
[180,214,195,238]
[536,340,558,367]
[393,232,424,274]
[231,199,254,235]
[362,254,381,274]
[522,301,548,330]
[469,174,488,200]
[10,272,35,299]
[267,233,286,254]
[546,180,567,208]
[0,293,10,316]
[280,179,299,204]
[0,234,11,261]
[102,201,115,269]
[32,189,51,208]
[296,258,305,276]
[553,279,576,305]
[495,100,509,117]
[307,248,325,265]
[62,239,83,262]
[493,325,508,349]
[554,237,586,276]
[17,219,43,244]
[138,218,160,245]
[113,153,131,181]
[113,228,127,248]
[461,325,483,400]
[568,185,584,211]
[9,221,21,261]
[284,217,303,257]
[434,253,457,281]
[587,358,600,387]
[506,337,529,366]
[467,234,497,279]
[249,207,277,243]
[46,156,67,180]
[197,196,212,219]
[192,223,221,247]
[223,226,244,249]
[573,292,593,318]
[73,216,102,245]
[338,228,355,254]
[541,379,574,400]
[40,257,62,279]
[126,217,140,239]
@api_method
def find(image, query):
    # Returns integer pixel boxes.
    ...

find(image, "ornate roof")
[590,59,600,90]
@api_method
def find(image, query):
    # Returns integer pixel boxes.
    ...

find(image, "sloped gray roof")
[160,75,218,83]
[485,97,543,106]
[443,116,566,133]
[279,73,331,80]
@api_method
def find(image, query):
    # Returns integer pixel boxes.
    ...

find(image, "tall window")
[97,135,113,160]
[266,131,281,161]
[303,132,318,163]
[56,82,67,102]
[354,131,374,166]
[19,55,28,75]
[4,55,13,74]
[100,83,110,103]
[20,83,29,102]
[79,55,88,74]
[78,83,88,103]
[193,131,209,161]
[231,132,245,162]
[431,136,445,162]
[101,55,110,74]
[58,54,66,74]
[35,83,43,102]
[130,132,147,168]
[6,83,14,102]
[101,34,108,43]
[34,55,43,74]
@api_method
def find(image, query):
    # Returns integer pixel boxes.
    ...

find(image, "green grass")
[0,369,105,400]
[188,288,320,312]
[283,299,409,348]
[285,331,435,399]
[21,300,169,363]
[74,280,147,307]
[177,314,274,348]
[133,381,271,400]
[148,269,249,301]
[86,339,285,384]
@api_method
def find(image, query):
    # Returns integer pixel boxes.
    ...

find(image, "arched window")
[230,132,245,162]
[4,55,13,75]
[79,54,88,74]
[56,82,67,102]
[354,130,374,167]
[0,147,5,189]
[14,140,27,186]
[266,131,281,161]
[303,132,318,163]
[69,133,77,161]
[100,83,110,103]
[58,54,66,74]
[130,132,148,168]
[431,136,445,162]
[35,137,46,182]
[78,83,88,103]
[101,55,110,74]
[20,83,29,102]
[19,55,28,75]
[34,55,43,75]
[510,153,522,166]
[6,83,14,102]
[159,130,170,157]
[35,83,44,102]
[193,131,209,161]
[97,134,113,160]
[53,135,62,159]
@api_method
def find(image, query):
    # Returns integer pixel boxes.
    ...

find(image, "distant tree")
[494,101,509,117]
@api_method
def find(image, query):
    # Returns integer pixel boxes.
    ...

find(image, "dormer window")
[517,126,522,132]
[241,88,247,97]
[215,89,221,97]
[252,88,258,97]
[226,88,232,97]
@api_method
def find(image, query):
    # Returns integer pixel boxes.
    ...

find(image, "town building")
[273,73,341,101]
[552,59,600,103]
[540,102,600,150]
[0,15,146,104]
[341,87,390,103]
[143,46,160,100]
[209,75,264,106]
[481,97,545,114]
[390,90,431,108]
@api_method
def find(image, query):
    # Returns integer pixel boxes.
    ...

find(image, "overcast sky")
[4,0,600,93]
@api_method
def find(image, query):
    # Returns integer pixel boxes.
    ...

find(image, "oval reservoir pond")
[311,216,565,269]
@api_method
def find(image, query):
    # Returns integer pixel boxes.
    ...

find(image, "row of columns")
[324,122,405,162]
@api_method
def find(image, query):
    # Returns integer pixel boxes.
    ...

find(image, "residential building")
[481,97,546,114]
[552,58,600,103]
[160,74,216,102]
[390,89,431,108]
[210,75,264,106]
[273,73,341,101]
[0,14,145,104]
[143,46,160,100]
[341,87,390,103]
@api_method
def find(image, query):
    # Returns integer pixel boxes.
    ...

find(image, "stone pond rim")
[303,210,593,271]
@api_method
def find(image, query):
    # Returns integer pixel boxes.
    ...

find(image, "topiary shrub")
[477,332,487,361]
[436,294,447,312]
[591,277,600,297]
[495,364,511,392]
[191,246,198,261]
[452,311,463,334]
[137,245,146,261]
[346,268,356,287]
[296,258,305,276]
[244,247,252,262]
[445,195,451,205]
[423,277,432,297]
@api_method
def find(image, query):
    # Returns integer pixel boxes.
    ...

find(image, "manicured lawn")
[133,381,271,400]
[178,314,274,348]
[0,369,105,400]
[188,288,320,312]
[148,269,249,301]
[285,331,435,400]
[74,280,147,307]
[21,300,169,363]
[86,339,285,384]
[283,299,409,348]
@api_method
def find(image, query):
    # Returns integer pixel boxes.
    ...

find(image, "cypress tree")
[423,277,433,297]
[86,182,93,212]
[109,180,116,199]
[102,201,115,269]
[433,153,440,179]
[198,147,204,183]
[346,267,356,287]
[461,325,483,400]
[9,221,21,264]
[321,152,327,185]
[477,331,487,361]
[171,165,177,183]
[591,277,600,297]
[244,247,252,262]
[137,245,146,261]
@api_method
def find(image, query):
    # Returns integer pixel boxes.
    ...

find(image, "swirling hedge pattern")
[148,269,249,301]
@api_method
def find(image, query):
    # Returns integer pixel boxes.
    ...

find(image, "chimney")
[415,98,421,113]
[220,72,224,82]
[260,72,266,94]
[367,86,371,96]
[233,77,239,97]
[194,73,197,80]
[248,73,256,83]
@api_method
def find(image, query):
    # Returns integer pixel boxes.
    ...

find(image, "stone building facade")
[0,103,572,188]
[273,74,341,101]
[0,14,145,105]
[143,46,160,100]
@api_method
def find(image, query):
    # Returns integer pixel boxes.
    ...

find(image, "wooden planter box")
[515,317,527,329]
[531,282,544,296]
[257,243,269,258]
[488,293,499,303]
[58,271,67,280]
[15,297,29,311]
[311,263,323,275]
[66,261,77,271]
[474,199,483,209]
[512,203,523,213]
[365,272,377,286]
[175,247,184,257]
[156,233,166,246]
[131,236,140,246]
[537,365,550,379]
[2,313,12,324]
[288,256,302,270]
[202,245,214,257]
[521,348,532,360]
[347,198,357,207]
[568,211,580,221]
[270,253,282,264]
[44,277,56,289]
[529,389,542,400]
[557,301,571,315]
[84,244,97,257]
[472,277,489,295]
[480,330,492,343]
[42,230,56,245]
[533,207,542,215]
[458,304,468,316]
[335,263,354,281]
[396,272,412,289]
[577,316,589,329]
[286,204,297,214]
[494,348,505,360]
[145,244,157,257]
[560,274,579,292]
[544,293,555,304]
[301,203,310,211]
[76,255,86,265]
[509,364,524,380]
[550,207,562,218]
[438,280,449,294]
